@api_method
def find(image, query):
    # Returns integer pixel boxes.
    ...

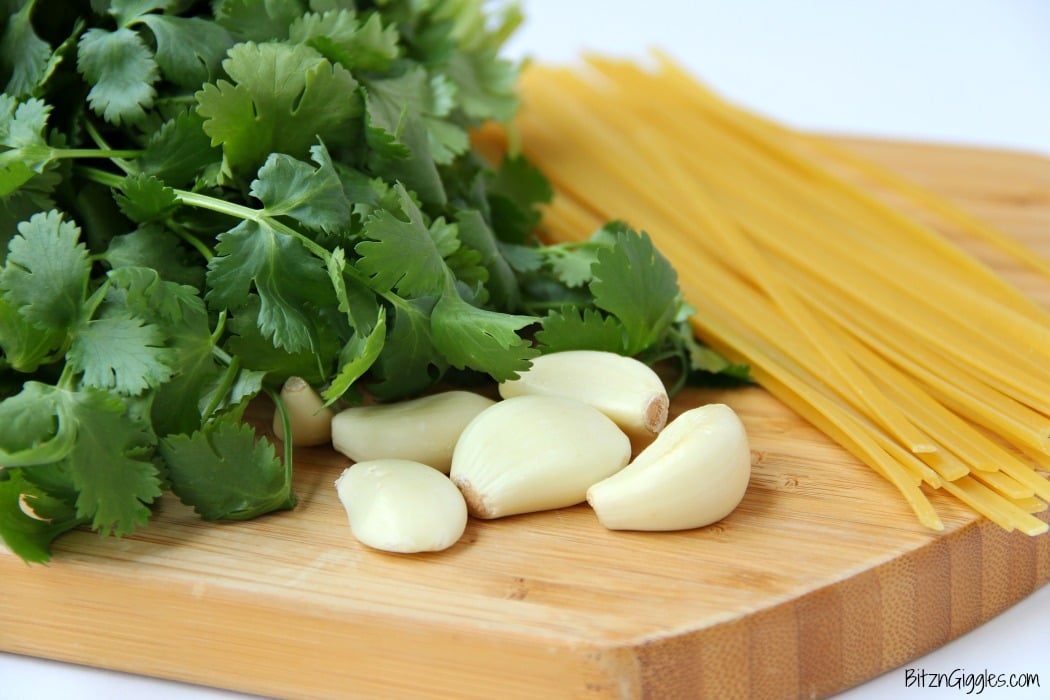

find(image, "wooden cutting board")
[2,139,1049,700]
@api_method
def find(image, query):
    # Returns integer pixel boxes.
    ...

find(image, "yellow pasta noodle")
[490,54,1050,534]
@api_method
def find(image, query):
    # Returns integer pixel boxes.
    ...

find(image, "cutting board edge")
[2,510,1047,700]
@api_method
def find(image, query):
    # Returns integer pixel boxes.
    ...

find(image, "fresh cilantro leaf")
[590,226,680,355]
[454,209,518,308]
[0,93,53,196]
[105,0,171,27]
[434,216,487,300]
[0,381,74,466]
[289,8,360,48]
[63,386,162,537]
[68,314,175,396]
[137,110,221,188]
[487,154,552,243]
[224,295,335,386]
[14,458,80,504]
[76,26,158,126]
[365,295,445,400]
[251,147,350,234]
[0,147,34,198]
[355,183,458,297]
[114,173,179,223]
[430,283,538,381]
[4,96,52,154]
[0,468,87,564]
[326,246,382,334]
[105,265,195,324]
[0,210,90,332]
[674,321,751,382]
[362,88,446,204]
[0,169,58,246]
[536,307,627,355]
[500,241,545,274]
[426,116,470,166]
[6,382,164,538]
[1,0,51,98]
[160,419,295,521]
[547,245,601,288]
[214,0,304,42]
[207,218,336,353]
[337,10,400,72]
[21,13,83,99]
[362,66,469,166]
[102,224,206,288]
[136,14,233,89]
[291,9,400,74]
[442,49,517,123]
[323,305,385,405]
[195,41,362,176]
[197,365,265,422]
[433,0,523,54]
[361,102,410,164]
[104,265,224,433]
[0,292,63,372]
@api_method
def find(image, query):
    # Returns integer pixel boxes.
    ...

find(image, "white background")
[3,1,1049,698]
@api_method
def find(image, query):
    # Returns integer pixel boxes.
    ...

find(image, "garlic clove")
[272,376,334,446]
[18,493,51,522]
[498,350,669,443]
[586,403,751,531]
[331,391,495,474]
[450,394,631,519]
[334,458,468,554]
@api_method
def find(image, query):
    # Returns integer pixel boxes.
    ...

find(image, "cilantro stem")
[75,167,404,320]
[78,165,127,188]
[212,345,233,365]
[263,384,295,490]
[75,166,214,261]
[78,165,327,263]
[173,189,334,262]
[210,309,228,346]
[55,147,143,160]
[56,361,77,391]
[170,185,411,313]
[201,353,241,422]
[168,220,214,262]
[83,120,137,173]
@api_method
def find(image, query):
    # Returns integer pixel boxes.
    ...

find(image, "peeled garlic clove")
[586,403,751,531]
[498,350,669,443]
[450,394,631,519]
[272,376,334,446]
[335,459,468,553]
[331,391,495,474]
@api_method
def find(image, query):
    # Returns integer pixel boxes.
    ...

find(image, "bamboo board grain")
[2,139,1050,700]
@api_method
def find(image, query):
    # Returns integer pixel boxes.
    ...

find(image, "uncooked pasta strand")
[802,133,1050,283]
[631,52,1050,319]
[500,56,1050,532]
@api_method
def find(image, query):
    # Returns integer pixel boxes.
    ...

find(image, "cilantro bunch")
[0,0,745,563]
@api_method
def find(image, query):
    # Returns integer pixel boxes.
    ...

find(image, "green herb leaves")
[590,227,680,355]
[0,381,162,543]
[1,211,90,333]
[196,41,362,176]
[0,0,744,563]
[160,420,295,521]
[77,26,159,126]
